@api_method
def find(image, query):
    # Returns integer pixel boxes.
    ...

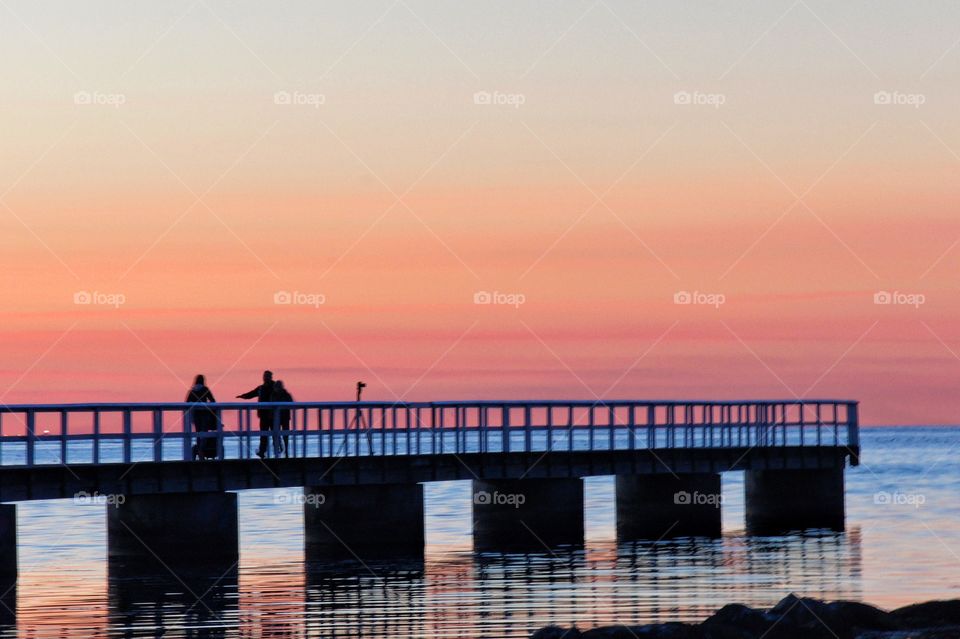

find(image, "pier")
[0,399,860,577]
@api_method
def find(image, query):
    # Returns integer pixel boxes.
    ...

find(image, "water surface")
[3,427,958,637]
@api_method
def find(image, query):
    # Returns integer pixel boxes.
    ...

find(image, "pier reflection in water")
[108,563,239,639]
[2,530,861,638]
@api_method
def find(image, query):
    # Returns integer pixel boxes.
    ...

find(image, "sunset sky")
[1,1,959,424]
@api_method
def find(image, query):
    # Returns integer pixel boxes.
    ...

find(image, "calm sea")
[2,426,957,638]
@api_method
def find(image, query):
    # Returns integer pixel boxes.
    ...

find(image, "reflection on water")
[2,531,863,638]
[305,561,426,638]
[109,565,239,639]
[3,427,958,637]
[0,584,13,629]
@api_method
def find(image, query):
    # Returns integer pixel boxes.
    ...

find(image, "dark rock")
[531,598,960,639]
[582,623,705,638]
[701,604,771,638]
[532,623,707,639]
[856,629,960,639]
[765,594,897,638]
[890,600,960,628]
[531,626,582,639]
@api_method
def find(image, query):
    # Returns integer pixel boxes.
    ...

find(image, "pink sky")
[1,2,959,425]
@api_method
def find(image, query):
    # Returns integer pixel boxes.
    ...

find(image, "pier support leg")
[107,492,238,572]
[616,474,722,540]
[472,479,584,552]
[304,484,424,561]
[745,468,845,534]
[0,505,15,580]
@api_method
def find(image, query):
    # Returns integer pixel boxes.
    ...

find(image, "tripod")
[336,381,374,456]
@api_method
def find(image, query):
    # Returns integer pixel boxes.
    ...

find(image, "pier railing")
[0,400,859,467]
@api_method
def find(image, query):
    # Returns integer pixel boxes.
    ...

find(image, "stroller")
[191,407,221,460]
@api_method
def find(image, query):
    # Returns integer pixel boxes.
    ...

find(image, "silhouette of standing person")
[271,380,294,457]
[237,370,275,458]
[187,374,218,460]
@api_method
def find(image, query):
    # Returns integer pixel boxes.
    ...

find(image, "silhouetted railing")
[0,400,859,467]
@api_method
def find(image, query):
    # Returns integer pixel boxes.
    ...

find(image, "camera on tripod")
[338,381,372,456]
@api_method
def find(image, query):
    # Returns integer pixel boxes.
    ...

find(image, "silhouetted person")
[187,374,218,460]
[271,380,294,457]
[237,370,275,458]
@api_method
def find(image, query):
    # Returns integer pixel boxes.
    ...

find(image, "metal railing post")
[216,407,224,459]
[524,405,532,453]
[93,409,100,465]
[391,406,398,456]
[26,410,36,466]
[546,406,553,452]
[122,410,132,463]
[588,405,595,450]
[183,409,192,460]
[799,401,805,447]
[816,403,823,446]
[847,401,860,449]
[415,407,422,455]
[502,405,510,453]
[647,405,656,449]
[153,409,162,462]
[273,408,282,458]
[60,411,68,465]
[608,405,615,450]
[479,406,486,454]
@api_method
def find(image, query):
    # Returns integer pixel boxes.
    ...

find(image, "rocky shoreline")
[531,595,960,638]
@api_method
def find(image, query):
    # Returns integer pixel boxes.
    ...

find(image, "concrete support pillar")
[745,467,845,535]
[107,492,238,571]
[304,484,424,561]
[472,478,584,552]
[616,474,722,540]
[0,504,15,580]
